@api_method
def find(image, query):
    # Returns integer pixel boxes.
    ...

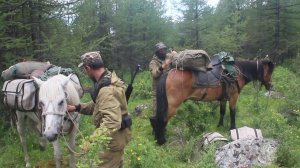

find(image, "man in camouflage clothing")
[149,42,171,116]
[68,51,131,168]
[148,42,172,133]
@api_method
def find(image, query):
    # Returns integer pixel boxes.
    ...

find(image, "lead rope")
[60,111,86,156]
[254,60,260,113]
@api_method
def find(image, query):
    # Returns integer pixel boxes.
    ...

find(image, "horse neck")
[236,60,263,85]
[66,82,80,105]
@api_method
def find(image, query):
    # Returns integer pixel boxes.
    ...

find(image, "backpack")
[2,79,37,111]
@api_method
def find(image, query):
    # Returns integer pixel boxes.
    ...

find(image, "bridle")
[256,60,272,90]
[41,92,79,135]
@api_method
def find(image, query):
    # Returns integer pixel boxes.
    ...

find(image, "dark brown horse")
[152,59,275,145]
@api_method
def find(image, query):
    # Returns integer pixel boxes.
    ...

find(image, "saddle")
[193,55,224,87]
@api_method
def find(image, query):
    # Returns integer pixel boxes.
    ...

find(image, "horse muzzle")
[43,126,60,142]
[43,132,58,142]
[265,83,273,91]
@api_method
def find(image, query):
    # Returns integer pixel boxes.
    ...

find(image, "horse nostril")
[44,132,58,142]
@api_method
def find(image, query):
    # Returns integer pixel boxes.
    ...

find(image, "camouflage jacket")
[149,55,169,91]
[79,70,128,130]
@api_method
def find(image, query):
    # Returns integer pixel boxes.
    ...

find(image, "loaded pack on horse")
[150,51,275,145]
[1,61,83,167]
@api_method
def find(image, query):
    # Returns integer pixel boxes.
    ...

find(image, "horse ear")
[61,74,72,88]
[33,77,44,87]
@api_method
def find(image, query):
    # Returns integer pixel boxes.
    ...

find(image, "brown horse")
[152,59,275,145]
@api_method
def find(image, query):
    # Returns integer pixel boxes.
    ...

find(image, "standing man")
[149,42,171,131]
[68,51,131,168]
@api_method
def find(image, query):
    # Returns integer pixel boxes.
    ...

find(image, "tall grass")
[0,66,300,167]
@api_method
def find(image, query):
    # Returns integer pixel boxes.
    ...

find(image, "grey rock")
[215,138,278,168]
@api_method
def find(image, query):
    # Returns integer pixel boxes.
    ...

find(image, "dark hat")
[155,42,167,52]
[78,51,103,67]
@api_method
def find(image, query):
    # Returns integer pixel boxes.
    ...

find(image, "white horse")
[16,110,48,167]
[16,74,81,168]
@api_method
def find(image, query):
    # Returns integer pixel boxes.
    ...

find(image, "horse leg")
[229,96,238,130]
[16,111,31,167]
[217,100,227,127]
[68,126,77,168]
[52,139,62,168]
[30,114,47,151]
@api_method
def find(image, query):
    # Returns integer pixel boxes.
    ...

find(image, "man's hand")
[162,58,171,69]
[67,105,76,113]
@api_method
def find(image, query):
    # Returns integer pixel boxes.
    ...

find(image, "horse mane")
[234,60,274,83]
[39,74,80,105]
[39,75,66,100]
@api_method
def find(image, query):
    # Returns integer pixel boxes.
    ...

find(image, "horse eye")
[58,100,64,106]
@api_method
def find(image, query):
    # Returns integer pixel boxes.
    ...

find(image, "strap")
[3,80,13,107]
[253,128,258,139]
[235,128,239,140]
[15,79,25,110]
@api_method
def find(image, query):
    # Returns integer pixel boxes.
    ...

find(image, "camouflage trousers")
[99,149,124,168]
[152,89,157,116]
[99,128,131,168]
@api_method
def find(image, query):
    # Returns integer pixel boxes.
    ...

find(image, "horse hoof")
[157,138,166,145]
[25,163,31,167]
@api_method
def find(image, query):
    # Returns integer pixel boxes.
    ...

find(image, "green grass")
[0,66,300,167]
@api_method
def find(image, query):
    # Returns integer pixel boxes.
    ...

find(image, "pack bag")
[230,126,263,141]
[39,66,84,98]
[202,132,228,146]
[2,79,37,111]
[213,52,236,75]
[1,61,52,81]
[171,49,211,71]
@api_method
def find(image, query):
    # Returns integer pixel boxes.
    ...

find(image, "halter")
[41,91,78,135]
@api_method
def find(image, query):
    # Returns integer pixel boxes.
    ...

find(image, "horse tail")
[155,72,168,145]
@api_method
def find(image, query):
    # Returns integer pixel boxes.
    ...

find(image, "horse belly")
[189,87,223,101]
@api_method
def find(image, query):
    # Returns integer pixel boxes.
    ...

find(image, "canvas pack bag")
[230,126,263,141]
[1,61,52,81]
[171,49,211,71]
[2,79,37,111]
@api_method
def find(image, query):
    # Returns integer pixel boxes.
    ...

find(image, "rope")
[60,111,86,156]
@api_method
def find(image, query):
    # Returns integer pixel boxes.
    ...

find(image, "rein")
[61,111,86,156]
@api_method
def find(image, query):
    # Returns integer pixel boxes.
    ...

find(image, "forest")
[0,0,300,167]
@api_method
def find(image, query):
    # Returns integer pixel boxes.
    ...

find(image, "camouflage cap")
[155,42,167,52]
[78,51,103,67]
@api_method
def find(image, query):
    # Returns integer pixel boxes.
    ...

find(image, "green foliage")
[272,66,299,98]
[129,71,152,100]
[192,142,219,168]
[76,126,111,168]
[282,54,300,76]
[1,64,300,167]
[171,101,219,136]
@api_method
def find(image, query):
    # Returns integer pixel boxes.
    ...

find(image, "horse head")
[260,60,275,91]
[34,74,72,142]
